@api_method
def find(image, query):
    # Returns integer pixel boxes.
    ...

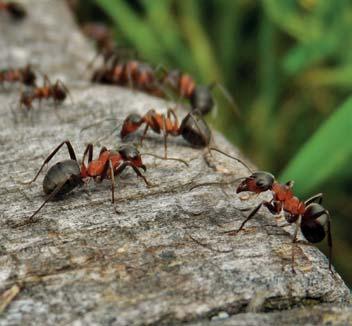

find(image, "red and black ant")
[21,141,151,221]
[19,76,71,110]
[0,64,36,87]
[156,67,239,116]
[92,58,163,97]
[92,57,238,116]
[191,148,332,273]
[0,1,26,19]
[160,69,216,116]
[120,108,212,158]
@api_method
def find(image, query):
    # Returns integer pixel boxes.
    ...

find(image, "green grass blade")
[94,0,166,63]
[262,0,318,42]
[178,0,222,82]
[280,96,352,195]
[141,0,193,71]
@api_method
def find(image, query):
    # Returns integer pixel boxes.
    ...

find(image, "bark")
[0,1,350,325]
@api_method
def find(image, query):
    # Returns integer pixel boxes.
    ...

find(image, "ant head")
[120,113,143,139]
[118,145,146,171]
[179,111,211,147]
[7,2,26,20]
[23,65,36,86]
[54,84,67,101]
[189,85,214,116]
[301,203,328,243]
[237,171,275,194]
[162,69,180,89]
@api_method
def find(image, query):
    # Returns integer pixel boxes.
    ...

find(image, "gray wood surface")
[0,1,350,325]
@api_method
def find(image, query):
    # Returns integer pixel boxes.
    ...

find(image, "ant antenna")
[79,118,119,136]
[209,82,241,118]
[141,153,189,167]
[209,147,253,174]
[190,176,246,191]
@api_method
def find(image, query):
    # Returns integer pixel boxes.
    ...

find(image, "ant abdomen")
[190,85,214,116]
[301,203,328,243]
[43,160,82,196]
[5,2,26,20]
[179,111,211,147]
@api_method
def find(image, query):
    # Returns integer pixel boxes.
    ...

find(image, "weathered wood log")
[0,1,350,325]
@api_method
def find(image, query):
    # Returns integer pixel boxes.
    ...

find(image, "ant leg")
[237,202,264,232]
[304,193,323,205]
[224,201,271,235]
[127,69,134,90]
[167,107,179,126]
[303,208,332,272]
[291,216,302,274]
[114,162,151,187]
[140,124,149,145]
[162,115,168,159]
[163,132,168,159]
[141,152,189,166]
[26,179,68,222]
[21,140,77,185]
[326,210,332,272]
[81,143,94,173]
[109,159,115,203]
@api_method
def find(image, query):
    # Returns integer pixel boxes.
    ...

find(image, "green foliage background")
[74,0,352,286]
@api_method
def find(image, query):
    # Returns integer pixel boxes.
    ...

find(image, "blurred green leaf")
[142,0,194,72]
[212,0,240,85]
[280,96,352,195]
[303,66,352,88]
[262,0,318,42]
[283,40,337,75]
[178,0,222,82]
[94,0,166,63]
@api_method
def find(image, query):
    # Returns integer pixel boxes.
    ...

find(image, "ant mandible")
[0,64,36,88]
[191,148,332,273]
[0,1,26,20]
[22,141,150,221]
[19,76,71,110]
[120,108,212,158]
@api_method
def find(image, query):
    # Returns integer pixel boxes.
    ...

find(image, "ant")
[19,76,71,110]
[160,69,215,116]
[191,148,332,273]
[22,141,151,221]
[92,58,163,97]
[0,64,36,87]
[92,57,238,116]
[120,108,211,158]
[159,68,239,116]
[0,1,26,19]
